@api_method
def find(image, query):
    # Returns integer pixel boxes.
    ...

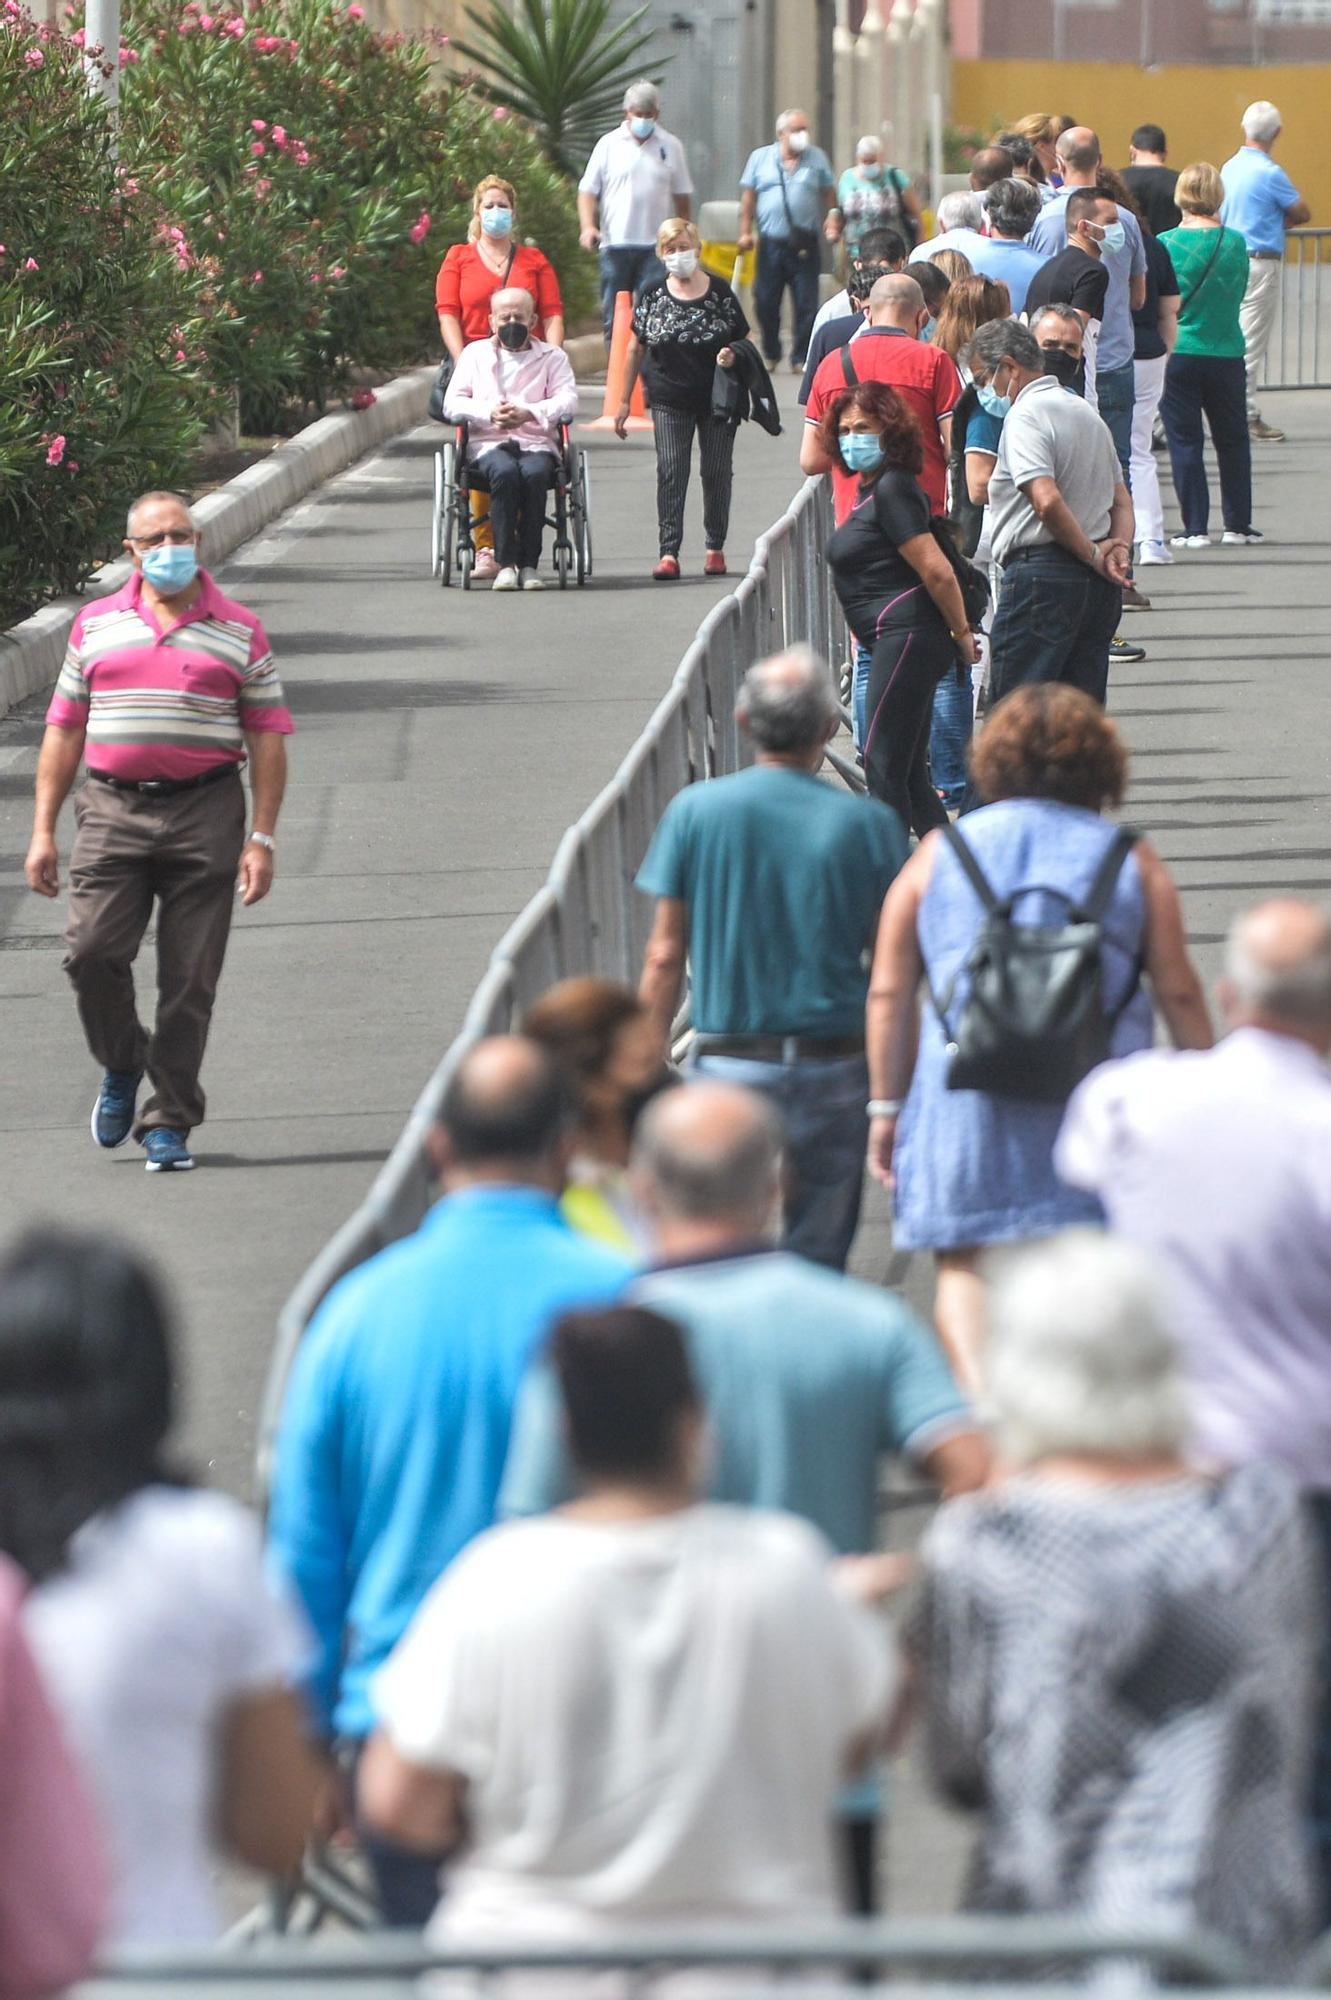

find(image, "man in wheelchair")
[443,287,579,591]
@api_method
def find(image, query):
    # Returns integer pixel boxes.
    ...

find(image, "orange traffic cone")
[580,289,652,432]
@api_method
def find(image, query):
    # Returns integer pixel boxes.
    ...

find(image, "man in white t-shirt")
[578,80,694,345]
[361,1304,892,1938]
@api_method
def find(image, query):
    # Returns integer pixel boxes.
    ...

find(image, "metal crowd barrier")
[258,474,844,1498]
[76,1914,1266,1993]
[1259,227,1331,391]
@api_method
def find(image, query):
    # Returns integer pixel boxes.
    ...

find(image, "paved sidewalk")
[0,385,794,1495]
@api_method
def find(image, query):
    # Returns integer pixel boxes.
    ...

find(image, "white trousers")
[1239,257,1282,418]
[1130,353,1169,547]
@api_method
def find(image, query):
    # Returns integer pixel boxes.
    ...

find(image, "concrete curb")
[0,364,437,723]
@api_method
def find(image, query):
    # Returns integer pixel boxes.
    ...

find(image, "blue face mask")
[840,431,885,476]
[140,543,198,594]
[977,377,1012,420]
[922,314,937,340]
[1097,220,1127,257]
[480,207,512,238]
[630,116,656,140]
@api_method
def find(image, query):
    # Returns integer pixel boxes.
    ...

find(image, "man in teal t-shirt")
[636,647,907,1270]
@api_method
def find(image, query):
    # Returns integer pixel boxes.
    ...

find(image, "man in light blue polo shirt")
[1222,100,1311,441]
[267,1036,628,1925]
[739,109,837,369]
[500,1080,987,1912]
[1029,126,1146,483]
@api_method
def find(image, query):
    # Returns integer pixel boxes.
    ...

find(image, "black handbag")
[777,162,821,264]
[927,823,1141,1102]
[427,243,517,423]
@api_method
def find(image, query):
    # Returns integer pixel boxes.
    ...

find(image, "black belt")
[1002,543,1082,570]
[1250,250,1283,261]
[87,762,241,799]
[694,1034,865,1062]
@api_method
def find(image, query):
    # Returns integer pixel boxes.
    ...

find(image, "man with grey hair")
[579,80,694,346]
[1057,896,1331,1902]
[1221,101,1310,441]
[501,1077,987,1909]
[634,648,907,1268]
[25,488,292,1172]
[739,110,838,370]
[908,188,986,266]
[967,316,1131,708]
[960,177,1046,312]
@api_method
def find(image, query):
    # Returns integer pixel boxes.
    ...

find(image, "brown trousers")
[63,774,246,1138]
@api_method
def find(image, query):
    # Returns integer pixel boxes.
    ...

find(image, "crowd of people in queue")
[8,79,1330,2000]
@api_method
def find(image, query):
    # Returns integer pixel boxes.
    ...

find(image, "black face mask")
[621,1068,680,1135]
[498,321,530,351]
[1040,346,1082,389]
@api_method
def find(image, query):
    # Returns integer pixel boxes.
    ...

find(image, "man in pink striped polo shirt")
[24,489,293,1172]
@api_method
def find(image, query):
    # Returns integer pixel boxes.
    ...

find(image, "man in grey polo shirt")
[968,318,1132,711]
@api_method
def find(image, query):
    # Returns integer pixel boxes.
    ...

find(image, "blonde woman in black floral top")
[617,218,749,580]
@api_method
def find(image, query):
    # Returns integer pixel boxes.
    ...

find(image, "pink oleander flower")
[223,16,243,34]
[118,44,138,64]
[492,105,509,121]
[197,13,212,27]
[408,209,431,243]
[23,257,39,272]
[310,271,322,283]
[251,269,263,282]
[24,46,44,65]
[67,460,80,474]
[0,246,6,258]
[291,142,309,165]
[168,225,185,241]
[251,117,266,131]
[69,25,84,42]
[271,123,287,146]
[347,3,364,14]
[329,263,345,278]
[250,139,265,155]
[351,388,376,409]
[174,347,186,360]
[45,435,67,468]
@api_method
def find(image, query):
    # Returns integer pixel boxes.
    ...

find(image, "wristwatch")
[247,831,276,852]
[867,1098,904,1118]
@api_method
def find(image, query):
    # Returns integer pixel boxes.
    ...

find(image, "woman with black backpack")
[864,685,1212,1397]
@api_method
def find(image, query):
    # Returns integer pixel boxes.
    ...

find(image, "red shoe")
[704,550,727,577]
[653,556,681,581]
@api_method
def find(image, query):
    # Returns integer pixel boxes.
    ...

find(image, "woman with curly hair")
[823,379,979,836]
[864,684,1211,1394]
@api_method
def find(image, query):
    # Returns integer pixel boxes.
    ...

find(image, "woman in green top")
[835,134,921,261]
[1159,162,1259,546]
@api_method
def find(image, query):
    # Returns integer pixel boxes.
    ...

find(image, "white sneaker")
[1221,528,1265,545]
[1170,532,1212,549]
[519,567,545,592]
[492,566,519,591]
[1136,540,1174,566]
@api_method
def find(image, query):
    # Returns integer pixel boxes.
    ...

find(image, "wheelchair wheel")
[574,450,592,585]
[430,449,444,579]
[459,542,473,591]
[438,442,458,588]
[553,540,573,590]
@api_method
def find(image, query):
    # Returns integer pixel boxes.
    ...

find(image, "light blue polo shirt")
[741,142,836,238]
[1221,146,1302,256]
[1028,193,1146,374]
[499,1249,972,1552]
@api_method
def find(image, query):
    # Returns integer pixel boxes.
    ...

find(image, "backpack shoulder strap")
[840,341,858,387]
[1079,826,1139,922]
[942,822,1003,915]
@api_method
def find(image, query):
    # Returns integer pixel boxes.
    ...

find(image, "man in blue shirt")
[739,109,837,370]
[1221,100,1311,442]
[1028,127,1147,484]
[636,648,908,1271]
[267,1036,628,1923]
[500,1080,988,1911]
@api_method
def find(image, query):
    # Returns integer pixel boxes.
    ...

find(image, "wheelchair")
[430,420,592,590]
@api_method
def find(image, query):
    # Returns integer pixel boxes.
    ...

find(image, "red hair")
[815,381,923,479]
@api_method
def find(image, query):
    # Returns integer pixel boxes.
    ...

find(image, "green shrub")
[0,5,212,623]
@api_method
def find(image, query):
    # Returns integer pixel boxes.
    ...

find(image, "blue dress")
[891,799,1152,1251]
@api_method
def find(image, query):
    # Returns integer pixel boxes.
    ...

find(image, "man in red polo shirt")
[800,272,960,523]
[24,490,293,1173]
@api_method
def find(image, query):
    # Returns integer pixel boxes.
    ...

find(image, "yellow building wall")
[953,59,1330,216]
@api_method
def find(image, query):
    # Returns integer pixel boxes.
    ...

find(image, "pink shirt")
[443,334,579,455]
[0,1557,106,1998]
[46,568,294,783]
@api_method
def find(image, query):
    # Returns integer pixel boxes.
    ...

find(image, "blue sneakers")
[91,1070,142,1150]
[142,1129,195,1173]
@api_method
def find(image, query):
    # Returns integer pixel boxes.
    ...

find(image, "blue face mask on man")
[630,115,656,140]
[840,431,885,476]
[976,370,1012,420]
[480,207,512,238]
[1096,220,1127,257]
[140,543,199,594]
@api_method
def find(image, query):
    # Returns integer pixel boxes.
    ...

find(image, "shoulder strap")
[504,243,517,284]
[777,159,798,234]
[942,822,1002,915]
[1078,827,1138,923]
[840,341,858,387]
[1180,228,1223,313]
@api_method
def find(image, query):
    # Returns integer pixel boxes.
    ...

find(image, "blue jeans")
[1093,359,1135,486]
[852,638,872,748]
[691,1051,868,1270]
[928,660,973,812]
[598,245,665,344]
[1160,352,1253,536]
[352,1745,445,1926]
[753,237,822,364]
[988,547,1122,709]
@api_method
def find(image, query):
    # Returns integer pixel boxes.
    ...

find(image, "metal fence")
[1259,228,1331,391]
[258,474,843,1497]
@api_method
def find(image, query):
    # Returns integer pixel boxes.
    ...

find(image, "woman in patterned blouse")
[616,218,749,580]
[914,1229,1321,1973]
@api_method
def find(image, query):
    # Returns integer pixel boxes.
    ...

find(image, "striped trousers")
[650,405,737,557]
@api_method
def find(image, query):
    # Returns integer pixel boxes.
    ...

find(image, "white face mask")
[664,249,700,278]
[786,128,811,154]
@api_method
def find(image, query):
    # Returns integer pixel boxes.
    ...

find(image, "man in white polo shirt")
[578,80,694,346]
